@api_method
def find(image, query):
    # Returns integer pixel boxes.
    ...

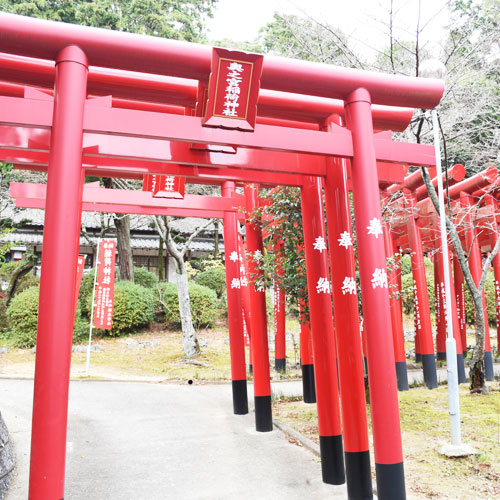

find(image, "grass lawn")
[0,322,302,381]
[273,385,500,499]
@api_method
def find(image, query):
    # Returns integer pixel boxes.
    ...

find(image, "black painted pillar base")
[319,435,345,485]
[484,351,494,381]
[457,353,466,384]
[437,352,446,361]
[254,395,273,432]
[422,354,438,389]
[345,450,373,499]
[231,379,248,415]
[301,363,316,403]
[275,358,286,373]
[375,462,406,500]
[395,362,409,391]
[415,353,422,363]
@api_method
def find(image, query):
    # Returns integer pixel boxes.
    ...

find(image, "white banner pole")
[85,238,101,377]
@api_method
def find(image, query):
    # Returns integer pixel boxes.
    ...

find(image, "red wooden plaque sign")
[203,47,264,131]
[94,240,116,330]
[73,255,86,316]
[142,174,186,199]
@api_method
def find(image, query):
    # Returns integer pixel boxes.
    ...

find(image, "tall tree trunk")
[6,251,36,305]
[167,230,200,358]
[158,236,164,281]
[214,220,219,258]
[114,214,134,282]
[421,167,500,394]
[102,178,134,282]
[176,263,200,358]
[153,216,214,358]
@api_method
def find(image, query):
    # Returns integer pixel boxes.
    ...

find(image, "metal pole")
[431,108,462,446]
[85,238,100,377]
[29,45,88,500]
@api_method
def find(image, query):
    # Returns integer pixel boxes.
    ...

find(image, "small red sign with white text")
[203,48,264,131]
[94,240,116,330]
[142,174,185,199]
[73,255,86,316]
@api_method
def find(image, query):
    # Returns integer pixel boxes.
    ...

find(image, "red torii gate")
[0,12,444,500]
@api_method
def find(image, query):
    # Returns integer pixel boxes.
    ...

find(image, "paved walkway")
[1,379,348,500]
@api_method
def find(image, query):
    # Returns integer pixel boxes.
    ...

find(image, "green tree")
[0,0,217,41]
[258,13,365,68]
[249,187,308,318]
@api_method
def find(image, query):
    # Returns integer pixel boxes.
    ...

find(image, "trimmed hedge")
[78,272,96,317]
[134,267,158,289]
[464,270,496,326]
[6,286,91,347]
[156,281,217,329]
[401,270,435,315]
[105,281,155,336]
[194,268,226,297]
[6,286,40,348]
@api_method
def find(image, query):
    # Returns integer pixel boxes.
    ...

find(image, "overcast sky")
[206,0,452,60]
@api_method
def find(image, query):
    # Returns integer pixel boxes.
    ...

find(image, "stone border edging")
[273,418,321,457]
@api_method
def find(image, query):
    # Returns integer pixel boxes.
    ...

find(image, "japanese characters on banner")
[73,255,86,316]
[142,174,186,199]
[496,279,500,329]
[94,240,117,330]
[238,234,251,346]
[203,47,264,131]
[413,279,422,332]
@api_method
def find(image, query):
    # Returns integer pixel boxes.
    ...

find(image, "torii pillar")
[29,46,88,500]
[222,181,248,414]
[345,88,406,500]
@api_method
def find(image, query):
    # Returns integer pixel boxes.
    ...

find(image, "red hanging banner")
[73,255,86,316]
[94,240,117,330]
[142,174,186,199]
[203,47,264,131]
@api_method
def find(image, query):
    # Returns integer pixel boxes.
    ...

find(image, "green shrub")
[218,290,228,318]
[401,270,435,315]
[105,281,155,336]
[156,281,217,329]
[6,286,39,348]
[78,271,96,317]
[194,268,226,297]
[73,304,90,344]
[400,254,412,276]
[0,299,8,332]
[464,270,496,326]
[7,285,91,348]
[134,267,158,289]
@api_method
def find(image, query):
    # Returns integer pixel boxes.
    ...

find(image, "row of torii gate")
[0,12,458,500]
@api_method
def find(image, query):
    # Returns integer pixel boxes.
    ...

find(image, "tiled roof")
[0,231,224,252]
